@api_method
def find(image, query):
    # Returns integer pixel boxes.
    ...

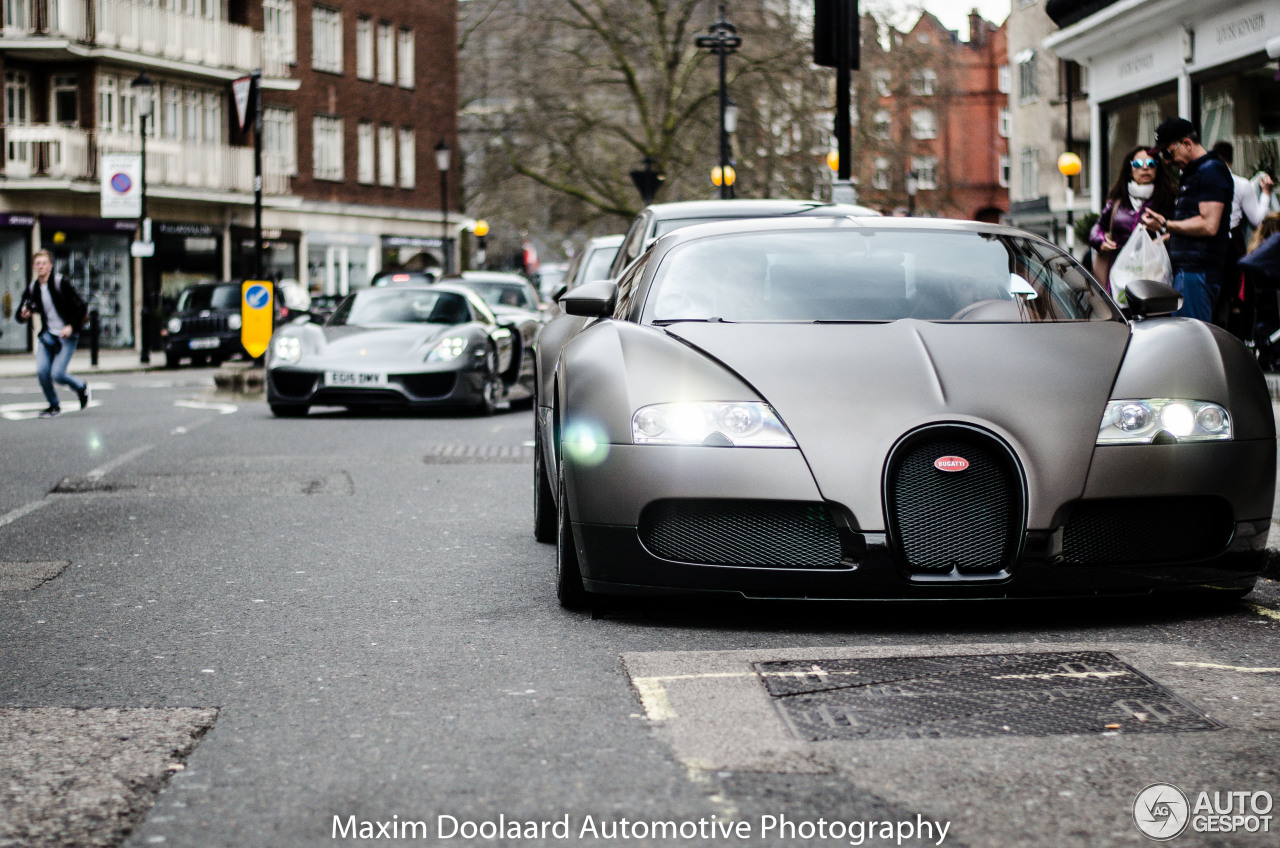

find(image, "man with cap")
[1140,117,1233,322]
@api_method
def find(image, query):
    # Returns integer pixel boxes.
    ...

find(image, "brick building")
[850,11,1008,222]
[0,0,458,353]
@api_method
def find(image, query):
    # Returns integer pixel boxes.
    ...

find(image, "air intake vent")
[639,499,843,569]
[885,426,1024,577]
[1062,496,1234,566]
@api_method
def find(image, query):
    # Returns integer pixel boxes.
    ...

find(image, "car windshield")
[332,289,471,325]
[177,284,239,311]
[462,281,535,309]
[644,229,1121,324]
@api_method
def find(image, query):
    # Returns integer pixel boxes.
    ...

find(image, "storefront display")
[231,226,300,283]
[0,214,34,353]
[42,216,136,348]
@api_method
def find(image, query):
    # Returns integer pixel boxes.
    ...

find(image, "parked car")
[438,271,551,404]
[164,282,247,368]
[561,234,624,294]
[537,216,1275,608]
[606,198,881,279]
[371,269,437,287]
[266,284,519,417]
[532,262,569,299]
[274,279,312,324]
[307,294,344,325]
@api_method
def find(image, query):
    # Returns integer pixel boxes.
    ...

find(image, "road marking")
[1247,604,1280,623]
[86,445,154,480]
[0,499,51,529]
[1,400,102,420]
[630,669,866,723]
[633,678,677,722]
[174,399,238,415]
[1170,662,1280,673]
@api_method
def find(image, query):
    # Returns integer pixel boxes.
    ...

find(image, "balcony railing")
[3,0,289,78]
[3,124,290,195]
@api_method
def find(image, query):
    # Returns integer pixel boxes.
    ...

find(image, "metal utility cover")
[423,444,534,464]
[754,651,1219,741]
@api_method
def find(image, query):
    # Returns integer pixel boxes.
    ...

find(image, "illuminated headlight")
[167,317,182,334]
[1098,399,1231,444]
[631,402,796,447]
[228,313,243,330]
[427,336,468,362]
[272,335,301,363]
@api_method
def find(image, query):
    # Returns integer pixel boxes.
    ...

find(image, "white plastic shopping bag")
[1108,227,1172,304]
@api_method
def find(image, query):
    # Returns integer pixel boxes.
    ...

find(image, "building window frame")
[312,6,344,75]
[910,109,936,140]
[911,68,936,97]
[872,157,890,190]
[356,16,374,80]
[1016,49,1038,104]
[378,123,395,186]
[313,114,345,182]
[264,106,297,176]
[999,107,1011,139]
[377,22,396,85]
[357,120,375,184]
[397,28,415,89]
[398,126,415,188]
[263,0,296,64]
[912,156,938,190]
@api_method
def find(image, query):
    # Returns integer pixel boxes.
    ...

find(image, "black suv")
[164,282,246,368]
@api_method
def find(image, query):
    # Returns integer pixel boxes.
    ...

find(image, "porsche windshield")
[332,289,471,325]
[645,230,1121,323]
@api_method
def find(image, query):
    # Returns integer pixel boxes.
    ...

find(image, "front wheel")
[556,467,589,610]
[475,345,504,416]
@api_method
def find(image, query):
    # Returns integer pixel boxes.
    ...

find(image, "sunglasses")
[1131,158,1157,169]
[1158,143,1181,161]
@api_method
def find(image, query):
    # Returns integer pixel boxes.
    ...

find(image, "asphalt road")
[0,370,1278,848]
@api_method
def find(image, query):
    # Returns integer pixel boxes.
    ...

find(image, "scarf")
[1128,181,1154,209]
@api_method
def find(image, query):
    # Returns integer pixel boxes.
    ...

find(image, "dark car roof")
[653,214,1028,245]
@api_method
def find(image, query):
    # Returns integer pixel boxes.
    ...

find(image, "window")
[1059,60,1087,99]
[910,109,936,140]
[377,23,395,85]
[313,115,344,181]
[873,70,891,97]
[357,121,374,183]
[183,90,200,142]
[398,28,415,89]
[1016,50,1038,104]
[998,66,1011,95]
[312,6,343,74]
[378,124,395,186]
[162,86,181,139]
[398,127,415,188]
[1020,147,1039,200]
[52,75,77,126]
[873,157,890,190]
[264,0,296,64]
[999,154,1010,188]
[97,75,117,133]
[264,107,297,175]
[874,109,891,140]
[911,69,936,97]
[356,17,374,80]
[912,156,937,190]
[4,0,28,29]
[999,107,1011,139]
[202,91,222,144]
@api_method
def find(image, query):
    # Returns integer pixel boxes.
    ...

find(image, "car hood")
[317,324,453,360]
[664,319,1132,530]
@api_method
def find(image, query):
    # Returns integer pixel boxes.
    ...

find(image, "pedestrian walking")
[1140,117,1234,322]
[1088,145,1175,295]
[1210,142,1275,338]
[15,249,91,418]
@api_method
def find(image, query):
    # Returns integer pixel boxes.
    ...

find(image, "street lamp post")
[695,5,741,199]
[906,169,918,217]
[629,156,665,205]
[435,140,451,275]
[132,72,155,363]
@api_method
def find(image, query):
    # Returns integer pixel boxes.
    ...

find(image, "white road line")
[0,499,51,529]
[86,444,154,480]
[630,669,865,723]
[174,399,238,414]
[633,678,678,722]
[1170,661,1280,673]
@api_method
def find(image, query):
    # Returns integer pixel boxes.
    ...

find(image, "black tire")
[475,344,503,415]
[556,467,589,610]
[534,420,556,543]
[270,404,309,418]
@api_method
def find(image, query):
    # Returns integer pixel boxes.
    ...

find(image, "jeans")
[35,331,85,408]
[1171,267,1221,322]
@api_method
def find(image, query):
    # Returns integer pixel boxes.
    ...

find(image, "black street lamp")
[629,156,665,205]
[695,5,741,200]
[132,71,155,363]
[435,139,451,275]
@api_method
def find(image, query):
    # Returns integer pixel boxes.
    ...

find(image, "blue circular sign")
[110,172,132,193]
[245,284,271,310]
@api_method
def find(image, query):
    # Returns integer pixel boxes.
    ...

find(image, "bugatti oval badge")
[934,456,970,472]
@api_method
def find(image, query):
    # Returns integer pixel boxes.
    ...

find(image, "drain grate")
[0,561,68,591]
[423,444,534,464]
[755,651,1219,740]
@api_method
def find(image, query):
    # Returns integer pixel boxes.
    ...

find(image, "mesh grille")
[310,388,407,406]
[1062,497,1234,566]
[886,430,1023,575]
[180,315,229,334]
[270,371,319,398]
[395,373,457,398]
[638,499,843,568]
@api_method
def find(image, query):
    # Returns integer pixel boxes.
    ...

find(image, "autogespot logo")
[1134,783,1190,841]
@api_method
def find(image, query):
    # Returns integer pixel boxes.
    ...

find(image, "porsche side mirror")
[1125,279,1182,319]
[550,284,568,303]
[560,280,617,317]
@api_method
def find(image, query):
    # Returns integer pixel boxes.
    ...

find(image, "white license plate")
[189,337,220,350]
[324,371,388,387]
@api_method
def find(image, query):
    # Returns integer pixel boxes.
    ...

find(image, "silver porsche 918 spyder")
[534,217,1276,607]
[266,284,518,416]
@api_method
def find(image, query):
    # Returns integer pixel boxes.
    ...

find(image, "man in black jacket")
[15,249,91,418]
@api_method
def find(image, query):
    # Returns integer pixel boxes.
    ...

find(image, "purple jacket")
[1089,198,1152,251]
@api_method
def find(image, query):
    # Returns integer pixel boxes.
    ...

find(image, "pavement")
[0,349,162,380]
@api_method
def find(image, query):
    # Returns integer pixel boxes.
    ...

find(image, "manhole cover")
[0,561,68,591]
[423,444,534,464]
[754,651,1219,740]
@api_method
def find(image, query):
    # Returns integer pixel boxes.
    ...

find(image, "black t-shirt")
[1168,152,1233,270]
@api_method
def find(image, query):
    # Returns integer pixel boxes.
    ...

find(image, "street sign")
[101,152,142,218]
[231,76,253,132]
[241,280,273,358]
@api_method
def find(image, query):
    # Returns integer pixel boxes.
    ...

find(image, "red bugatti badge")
[934,456,970,472]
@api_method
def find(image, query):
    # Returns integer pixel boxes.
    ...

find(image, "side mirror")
[550,284,568,303]
[559,279,617,317]
[1125,279,1182,319]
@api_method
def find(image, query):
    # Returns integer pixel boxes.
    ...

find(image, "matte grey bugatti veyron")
[266,284,518,416]
[533,216,1276,607]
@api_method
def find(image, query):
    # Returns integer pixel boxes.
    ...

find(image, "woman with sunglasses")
[1088,146,1175,294]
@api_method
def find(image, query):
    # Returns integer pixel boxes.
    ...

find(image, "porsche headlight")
[273,335,301,364]
[427,336,468,362]
[228,313,242,330]
[167,317,182,334]
[631,402,796,447]
[1098,399,1231,444]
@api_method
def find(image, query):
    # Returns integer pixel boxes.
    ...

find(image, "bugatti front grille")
[638,499,844,569]
[1062,497,1234,566]
[885,428,1024,576]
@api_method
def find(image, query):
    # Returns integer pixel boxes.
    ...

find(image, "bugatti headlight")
[1097,399,1231,444]
[427,336,468,362]
[167,317,182,334]
[272,335,301,364]
[228,313,242,330]
[631,402,796,447]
